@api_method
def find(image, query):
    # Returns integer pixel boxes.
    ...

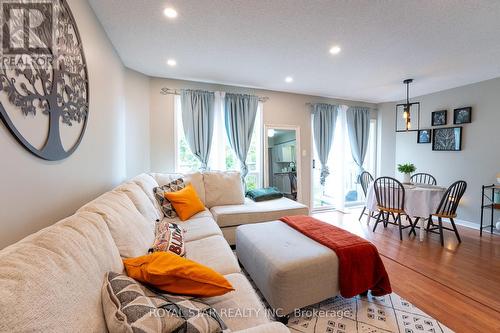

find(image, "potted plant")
[398,163,416,184]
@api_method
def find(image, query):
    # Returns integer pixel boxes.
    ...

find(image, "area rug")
[285,291,453,333]
[234,251,453,333]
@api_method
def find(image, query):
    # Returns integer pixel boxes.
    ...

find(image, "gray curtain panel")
[312,103,339,186]
[180,89,215,170]
[224,93,259,184]
[346,106,371,175]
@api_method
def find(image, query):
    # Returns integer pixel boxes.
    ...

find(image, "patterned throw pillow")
[154,178,185,218]
[102,272,229,333]
[150,222,186,257]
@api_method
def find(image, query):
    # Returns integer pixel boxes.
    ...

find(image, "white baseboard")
[454,219,480,230]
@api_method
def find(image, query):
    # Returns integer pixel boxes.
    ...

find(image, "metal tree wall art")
[0,0,89,160]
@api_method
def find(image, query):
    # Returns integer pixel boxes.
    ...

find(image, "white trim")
[263,124,302,202]
[453,218,480,230]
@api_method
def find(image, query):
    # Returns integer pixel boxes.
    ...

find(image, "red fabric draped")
[280,215,392,298]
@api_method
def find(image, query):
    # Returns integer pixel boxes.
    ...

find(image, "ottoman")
[235,221,340,318]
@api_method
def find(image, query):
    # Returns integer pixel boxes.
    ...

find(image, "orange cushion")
[164,183,205,221]
[123,252,234,297]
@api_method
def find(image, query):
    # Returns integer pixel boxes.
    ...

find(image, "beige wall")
[0,0,150,248]
[149,77,376,207]
[377,77,500,225]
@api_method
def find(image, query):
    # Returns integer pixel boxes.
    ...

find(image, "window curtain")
[180,89,215,171]
[346,106,371,175]
[312,103,339,186]
[224,93,259,185]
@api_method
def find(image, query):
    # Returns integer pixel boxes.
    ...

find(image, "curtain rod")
[160,87,269,102]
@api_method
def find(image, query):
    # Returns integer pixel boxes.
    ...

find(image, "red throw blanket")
[280,215,392,298]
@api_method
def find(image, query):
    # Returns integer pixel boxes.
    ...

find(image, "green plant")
[397,163,416,174]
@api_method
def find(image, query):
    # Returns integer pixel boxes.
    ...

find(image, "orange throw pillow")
[164,183,205,221]
[123,252,234,297]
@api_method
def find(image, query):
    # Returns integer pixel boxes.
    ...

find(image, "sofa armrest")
[233,322,290,333]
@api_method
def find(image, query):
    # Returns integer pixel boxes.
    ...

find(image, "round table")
[365,183,446,241]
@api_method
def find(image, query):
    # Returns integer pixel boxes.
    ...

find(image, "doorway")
[264,125,301,202]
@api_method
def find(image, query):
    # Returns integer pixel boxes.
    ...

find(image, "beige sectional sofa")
[149,172,309,245]
[0,172,305,332]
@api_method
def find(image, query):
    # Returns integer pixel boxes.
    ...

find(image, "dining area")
[358,166,467,246]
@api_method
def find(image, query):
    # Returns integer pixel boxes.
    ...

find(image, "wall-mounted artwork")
[0,0,89,161]
[431,110,447,126]
[417,129,432,144]
[432,127,462,151]
[454,107,472,124]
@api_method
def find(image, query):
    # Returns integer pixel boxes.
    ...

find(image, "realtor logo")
[1,0,53,55]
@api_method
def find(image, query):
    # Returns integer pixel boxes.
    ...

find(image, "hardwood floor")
[312,209,500,333]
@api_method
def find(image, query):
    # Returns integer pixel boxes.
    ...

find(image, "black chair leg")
[409,217,419,236]
[426,216,433,231]
[373,211,382,232]
[450,218,462,243]
[438,217,444,246]
[358,206,366,221]
[390,212,396,222]
[396,214,403,241]
[383,212,389,227]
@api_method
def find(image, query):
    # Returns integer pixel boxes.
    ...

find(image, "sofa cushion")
[204,171,245,208]
[123,252,235,297]
[0,212,123,333]
[102,272,228,333]
[115,181,162,223]
[211,197,309,228]
[79,191,154,258]
[151,172,206,204]
[131,173,163,218]
[180,215,223,242]
[185,236,240,275]
[202,273,271,331]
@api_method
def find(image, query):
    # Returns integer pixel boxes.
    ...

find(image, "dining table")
[365,183,447,241]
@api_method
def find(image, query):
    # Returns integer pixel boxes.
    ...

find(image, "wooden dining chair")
[411,173,437,185]
[410,181,467,246]
[358,171,375,221]
[373,177,414,240]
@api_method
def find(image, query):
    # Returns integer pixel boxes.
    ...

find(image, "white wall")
[0,0,150,248]
[377,77,500,224]
[149,77,376,207]
[124,68,151,177]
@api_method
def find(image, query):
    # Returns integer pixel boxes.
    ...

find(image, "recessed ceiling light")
[163,7,178,18]
[285,76,293,83]
[167,59,177,66]
[329,45,341,55]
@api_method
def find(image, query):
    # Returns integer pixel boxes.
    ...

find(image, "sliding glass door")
[312,110,377,211]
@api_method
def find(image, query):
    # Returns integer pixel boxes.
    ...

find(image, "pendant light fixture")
[395,79,420,132]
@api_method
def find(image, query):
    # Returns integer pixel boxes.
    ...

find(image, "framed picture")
[432,127,462,151]
[417,129,432,143]
[454,107,472,124]
[431,110,447,126]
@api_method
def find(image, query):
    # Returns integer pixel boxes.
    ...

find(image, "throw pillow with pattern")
[102,272,229,333]
[149,222,186,257]
[154,178,185,218]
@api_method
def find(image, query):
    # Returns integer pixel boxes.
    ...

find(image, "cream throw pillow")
[203,171,245,208]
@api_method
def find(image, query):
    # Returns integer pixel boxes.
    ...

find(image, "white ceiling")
[89,0,500,103]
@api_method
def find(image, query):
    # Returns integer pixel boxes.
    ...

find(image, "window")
[312,107,377,211]
[174,94,263,189]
